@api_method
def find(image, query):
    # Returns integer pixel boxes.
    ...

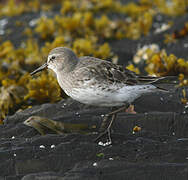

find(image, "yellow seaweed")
[24,72,61,103]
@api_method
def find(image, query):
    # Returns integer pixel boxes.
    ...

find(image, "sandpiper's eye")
[51,56,55,60]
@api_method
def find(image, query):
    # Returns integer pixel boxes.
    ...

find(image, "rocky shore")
[0,1,188,179]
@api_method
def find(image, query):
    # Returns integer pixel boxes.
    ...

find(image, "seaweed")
[24,72,61,103]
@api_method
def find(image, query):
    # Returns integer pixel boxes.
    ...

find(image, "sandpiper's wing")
[77,57,169,86]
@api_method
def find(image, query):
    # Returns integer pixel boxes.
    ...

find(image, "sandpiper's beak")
[30,63,48,76]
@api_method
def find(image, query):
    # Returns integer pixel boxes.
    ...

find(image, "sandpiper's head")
[30,47,78,76]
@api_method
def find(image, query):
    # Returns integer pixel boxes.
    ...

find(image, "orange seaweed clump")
[116,11,154,40]
[0,85,26,119]
[24,39,42,65]
[145,50,188,77]
[94,15,113,38]
[73,38,95,57]
[179,74,188,86]
[0,41,14,58]
[0,41,26,67]
[60,0,76,15]
[0,0,52,17]
[0,73,30,119]
[120,2,152,18]
[181,88,188,105]
[164,22,188,44]
[41,36,65,58]
[153,0,188,16]
[133,125,141,134]
[73,38,111,59]
[23,28,33,37]
[126,64,140,74]
[144,50,188,106]
[94,43,111,59]
[55,13,83,36]
[0,0,25,17]
[35,17,56,39]
[24,72,61,103]
[83,12,95,27]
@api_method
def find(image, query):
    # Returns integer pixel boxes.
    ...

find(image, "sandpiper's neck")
[60,57,78,74]
[67,58,78,73]
[56,68,74,96]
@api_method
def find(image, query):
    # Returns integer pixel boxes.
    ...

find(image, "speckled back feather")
[77,56,168,87]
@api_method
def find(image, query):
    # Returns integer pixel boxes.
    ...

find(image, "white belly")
[67,84,156,107]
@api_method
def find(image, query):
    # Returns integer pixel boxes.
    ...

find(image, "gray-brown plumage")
[31,47,170,107]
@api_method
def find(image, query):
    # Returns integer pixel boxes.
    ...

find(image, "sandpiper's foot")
[125,104,136,114]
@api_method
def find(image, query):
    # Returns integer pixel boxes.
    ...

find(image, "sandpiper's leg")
[99,107,113,133]
[99,106,129,132]
[94,105,129,143]
[106,113,116,143]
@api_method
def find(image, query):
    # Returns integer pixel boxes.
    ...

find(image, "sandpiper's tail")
[137,76,178,84]
[137,76,178,92]
[155,86,169,92]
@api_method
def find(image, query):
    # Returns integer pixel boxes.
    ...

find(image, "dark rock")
[62,161,188,180]
[22,172,64,180]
